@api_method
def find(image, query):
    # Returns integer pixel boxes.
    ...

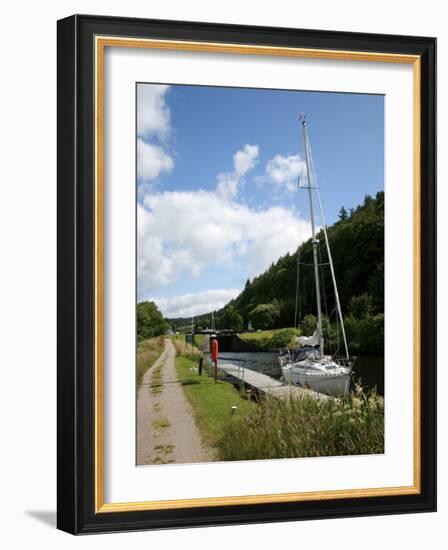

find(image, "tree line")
[171,191,384,355]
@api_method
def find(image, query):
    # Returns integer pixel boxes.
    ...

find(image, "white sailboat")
[280,115,355,396]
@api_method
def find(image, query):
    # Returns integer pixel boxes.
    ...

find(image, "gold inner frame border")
[94,35,421,513]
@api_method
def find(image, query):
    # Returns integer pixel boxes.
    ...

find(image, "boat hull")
[282,368,351,395]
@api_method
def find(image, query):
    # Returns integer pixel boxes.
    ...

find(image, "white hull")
[282,366,351,395]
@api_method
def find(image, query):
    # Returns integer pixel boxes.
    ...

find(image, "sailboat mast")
[301,117,324,356]
[315,191,350,360]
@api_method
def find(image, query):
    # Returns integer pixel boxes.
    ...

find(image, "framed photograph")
[57,14,436,534]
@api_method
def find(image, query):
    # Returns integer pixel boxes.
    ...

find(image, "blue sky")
[137,83,384,318]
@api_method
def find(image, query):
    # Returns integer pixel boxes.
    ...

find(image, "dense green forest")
[137,301,169,342]
[169,191,384,355]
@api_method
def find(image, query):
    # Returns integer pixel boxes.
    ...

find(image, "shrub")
[345,313,384,355]
[268,328,299,348]
[349,293,372,319]
[301,314,317,336]
[248,302,281,330]
[137,301,168,341]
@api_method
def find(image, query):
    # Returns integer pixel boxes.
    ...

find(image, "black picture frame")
[57,14,436,534]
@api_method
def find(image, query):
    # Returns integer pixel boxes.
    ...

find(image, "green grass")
[154,444,175,455]
[149,456,175,465]
[172,337,203,363]
[193,334,205,350]
[174,342,383,462]
[175,356,256,449]
[152,417,171,430]
[217,388,384,461]
[148,359,165,394]
[239,327,299,349]
[171,333,205,351]
[137,336,165,386]
[150,384,163,395]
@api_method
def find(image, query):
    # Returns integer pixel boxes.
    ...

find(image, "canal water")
[211,351,384,396]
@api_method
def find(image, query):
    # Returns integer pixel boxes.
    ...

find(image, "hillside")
[169,191,384,354]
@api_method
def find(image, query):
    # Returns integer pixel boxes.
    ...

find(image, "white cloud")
[216,144,259,198]
[137,139,312,302]
[263,153,307,192]
[154,289,241,318]
[216,172,239,199]
[137,138,174,183]
[233,144,259,177]
[138,189,312,299]
[137,85,174,187]
[137,84,171,140]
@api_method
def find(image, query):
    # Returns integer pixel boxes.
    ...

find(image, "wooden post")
[198,357,203,376]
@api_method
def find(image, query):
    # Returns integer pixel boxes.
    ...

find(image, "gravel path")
[137,339,212,465]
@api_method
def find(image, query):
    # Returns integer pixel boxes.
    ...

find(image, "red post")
[211,338,219,384]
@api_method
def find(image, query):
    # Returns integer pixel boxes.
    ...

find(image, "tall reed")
[218,386,384,460]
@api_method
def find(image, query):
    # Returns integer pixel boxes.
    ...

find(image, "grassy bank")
[137,336,165,386]
[218,388,384,460]
[173,338,383,462]
[172,337,203,362]
[174,355,256,450]
[193,333,205,350]
[239,327,299,349]
[172,333,205,351]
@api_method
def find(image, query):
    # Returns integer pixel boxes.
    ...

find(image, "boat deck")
[218,362,329,401]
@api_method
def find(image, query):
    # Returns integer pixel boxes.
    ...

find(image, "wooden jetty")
[218,362,329,401]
